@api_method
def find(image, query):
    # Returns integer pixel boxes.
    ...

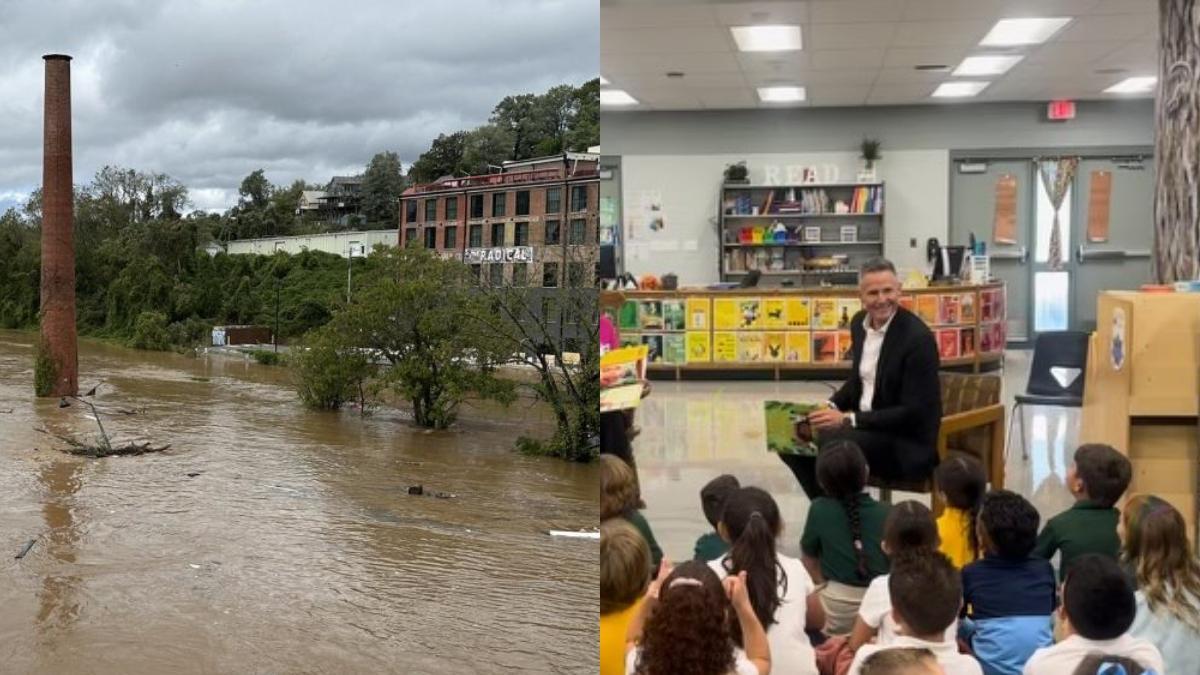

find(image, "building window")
[489,263,504,287]
[512,263,528,286]
[424,227,437,249]
[541,296,558,322]
[546,187,561,213]
[570,185,588,212]
[444,226,457,249]
[569,218,586,245]
[545,219,561,245]
[445,196,458,221]
[471,264,482,282]
[470,194,484,219]
[425,198,437,221]
[568,262,586,287]
[404,227,417,246]
[405,201,418,224]
[516,190,530,216]
[514,222,529,246]
[542,262,559,288]
[469,224,483,248]
[492,192,507,218]
[492,222,505,247]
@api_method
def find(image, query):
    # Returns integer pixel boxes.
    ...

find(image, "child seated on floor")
[602,455,662,570]
[934,455,987,569]
[849,551,983,675]
[601,518,652,675]
[1033,444,1131,581]
[1071,655,1153,675]
[801,440,891,635]
[694,474,740,561]
[1024,554,1164,675]
[961,490,1056,675]
[1122,494,1200,675]
[858,648,942,675]
[709,486,822,675]
[849,500,952,652]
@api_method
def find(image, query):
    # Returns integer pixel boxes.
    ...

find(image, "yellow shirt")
[937,507,978,569]
[601,599,642,675]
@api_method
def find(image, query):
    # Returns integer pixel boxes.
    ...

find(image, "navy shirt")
[962,556,1058,675]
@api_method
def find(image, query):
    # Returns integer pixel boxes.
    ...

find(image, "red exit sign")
[1048,100,1076,120]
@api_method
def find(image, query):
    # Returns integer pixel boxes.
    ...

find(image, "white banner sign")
[463,246,534,264]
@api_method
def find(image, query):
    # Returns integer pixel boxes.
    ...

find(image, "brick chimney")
[39,54,78,397]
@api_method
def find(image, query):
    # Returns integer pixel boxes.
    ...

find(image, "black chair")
[1006,330,1090,460]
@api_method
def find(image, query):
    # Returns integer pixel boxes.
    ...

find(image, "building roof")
[402,152,599,197]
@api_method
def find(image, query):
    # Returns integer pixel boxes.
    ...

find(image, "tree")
[565,78,600,151]
[361,151,405,227]
[490,93,539,160]
[408,131,469,184]
[292,325,376,411]
[238,169,272,210]
[461,124,515,175]
[533,84,579,156]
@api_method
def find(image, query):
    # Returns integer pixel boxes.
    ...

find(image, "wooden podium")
[1080,291,1200,539]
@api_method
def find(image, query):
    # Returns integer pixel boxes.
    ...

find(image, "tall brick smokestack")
[39,54,78,397]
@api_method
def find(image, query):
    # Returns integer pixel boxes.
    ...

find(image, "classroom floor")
[631,350,1081,561]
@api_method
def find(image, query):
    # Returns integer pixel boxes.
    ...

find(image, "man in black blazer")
[780,257,942,498]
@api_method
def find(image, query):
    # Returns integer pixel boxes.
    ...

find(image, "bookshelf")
[719,182,884,285]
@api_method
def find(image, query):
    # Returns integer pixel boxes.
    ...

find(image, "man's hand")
[808,408,848,430]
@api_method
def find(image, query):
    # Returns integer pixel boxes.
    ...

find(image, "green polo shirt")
[693,531,729,562]
[623,509,663,571]
[800,494,890,587]
[1032,499,1120,581]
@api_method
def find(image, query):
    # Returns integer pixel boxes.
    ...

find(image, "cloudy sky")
[0,0,598,214]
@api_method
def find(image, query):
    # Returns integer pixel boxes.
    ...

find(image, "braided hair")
[934,455,986,561]
[721,487,786,642]
[816,440,871,582]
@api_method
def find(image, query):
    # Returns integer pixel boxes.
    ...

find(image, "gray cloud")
[0,0,599,212]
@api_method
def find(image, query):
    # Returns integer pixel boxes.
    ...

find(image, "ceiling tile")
[883,46,971,68]
[712,1,808,27]
[904,0,1102,20]
[757,69,878,86]
[807,22,897,50]
[736,50,811,74]
[867,82,938,104]
[695,86,759,109]
[810,0,905,24]
[608,51,744,75]
[1024,40,1127,66]
[890,20,992,47]
[873,67,952,84]
[1093,40,1158,72]
[602,27,732,54]
[601,5,717,29]
[1088,0,1156,14]
[810,48,887,70]
[807,84,872,106]
[1056,14,1157,42]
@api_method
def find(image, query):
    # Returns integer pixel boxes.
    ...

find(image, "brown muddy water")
[0,330,598,674]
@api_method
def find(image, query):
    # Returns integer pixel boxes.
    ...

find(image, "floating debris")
[548,530,599,540]
[406,485,456,499]
[14,538,37,559]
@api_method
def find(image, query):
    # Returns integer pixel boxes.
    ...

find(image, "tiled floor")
[631,350,1081,561]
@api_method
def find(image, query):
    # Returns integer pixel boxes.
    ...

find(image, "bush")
[129,311,170,351]
[250,349,284,366]
[291,327,374,410]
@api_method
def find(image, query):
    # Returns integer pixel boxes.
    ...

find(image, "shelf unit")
[719,182,884,285]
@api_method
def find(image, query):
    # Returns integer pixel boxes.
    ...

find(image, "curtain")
[1037,157,1079,271]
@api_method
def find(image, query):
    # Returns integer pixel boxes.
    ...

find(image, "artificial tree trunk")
[1154,0,1200,283]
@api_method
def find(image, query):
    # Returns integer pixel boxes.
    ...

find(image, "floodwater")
[0,331,598,674]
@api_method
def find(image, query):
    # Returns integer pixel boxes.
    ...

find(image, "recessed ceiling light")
[1104,76,1157,94]
[980,18,1071,46]
[953,54,1024,76]
[599,75,609,85]
[731,25,802,52]
[757,86,806,103]
[600,89,638,106]
[932,81,990,98]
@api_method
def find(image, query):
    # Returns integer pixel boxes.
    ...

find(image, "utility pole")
[274,278,280,353]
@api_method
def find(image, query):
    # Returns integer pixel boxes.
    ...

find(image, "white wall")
[224,230,399,257]
[622,150,947,284]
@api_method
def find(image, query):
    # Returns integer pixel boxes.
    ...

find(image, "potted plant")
[724,161,749,184]
[859,138,881,180]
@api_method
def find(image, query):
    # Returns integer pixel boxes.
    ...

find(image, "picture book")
[662,300,685,331]
[737,298,762,329]
[959,327,976,357]
[764,401,822,456]
[763,298,788,329]
[898,295,915,313]
[836,299,861,329]
[916,295,940,324]
[687,297,711,330]
[813,298,839,330]
[737,332,764,362]
[713,332,738,362]
[641,334,664,362]
[620,333,641,349]
[960,292,976,323]
[686,331,711,363]
[714,298,739,331]
[837,330,853,362]
[764,332,786,362]
[939,295,961,325]
[980,323,994,353]
[785,298,811,329]
[989,321,1005,351]
[813,331,838,363]
[937,329,960,360]
[618,300,639,330]
[785,332,811,363]
[980,291,996,322]
[640,301,664,330]
[599,345,648,413]
[663,334,686,364]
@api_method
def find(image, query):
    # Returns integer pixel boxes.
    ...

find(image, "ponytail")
[721,487,786,644]
[816,440,871,581]
[840,494,869,581]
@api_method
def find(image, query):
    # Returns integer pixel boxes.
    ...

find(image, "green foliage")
[250,349,285,366]
[361,151,405,228]
[408,131,470,184]
[291,325,375,410]
[34,337,55,397]
[130,311,170,351]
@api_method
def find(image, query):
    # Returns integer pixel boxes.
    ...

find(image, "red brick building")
[400,152,600,287]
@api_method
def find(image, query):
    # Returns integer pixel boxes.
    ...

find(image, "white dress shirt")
[845,310,895,428]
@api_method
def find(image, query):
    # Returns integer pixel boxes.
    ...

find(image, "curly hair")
[635,561,736,675]
[1122,494,1200,632]
[601,454,640,521]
